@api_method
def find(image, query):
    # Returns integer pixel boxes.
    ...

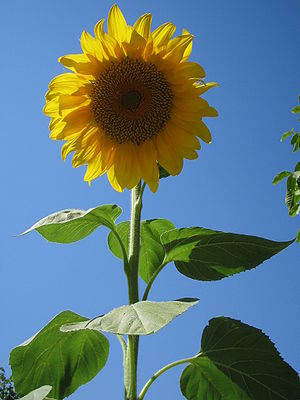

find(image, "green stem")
[142,261,168,301]
[138,354,200,400]
[125,181,143,400]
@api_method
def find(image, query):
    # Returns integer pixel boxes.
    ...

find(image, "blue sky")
[1,0,299,398]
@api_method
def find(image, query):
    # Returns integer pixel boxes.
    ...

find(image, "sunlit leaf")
[10,311,109,399]
[273,171,291,185]
[181,317,300,400]
[61,298,198,336]
[161,227,293,281]
[280,128,294,142]
[17,386,52,400]
[21,204,121,243]
[292,105,300,114]
[291,132,300,152]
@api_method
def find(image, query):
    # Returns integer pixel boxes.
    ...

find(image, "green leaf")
[292,105,300,114]
[10,311,109,399]
[107,221,129,260]
[61,298,198,336]
[158,164,171,179]
[181,358,249,400]
[21,204,121,243]
[294,161,300,172]
[108,219,175,282]
[297,229,300,243]
[181,317,300,400]
[291,132,300,152]
[280,128,294,141]
[161,227,293,281]
[140,219,175,282]
[18,386,52,400]
[273,171,291,185]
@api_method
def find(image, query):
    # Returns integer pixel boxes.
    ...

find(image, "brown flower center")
[90,57,173,145]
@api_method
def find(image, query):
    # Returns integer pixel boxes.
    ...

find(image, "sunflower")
[44,5,217,192]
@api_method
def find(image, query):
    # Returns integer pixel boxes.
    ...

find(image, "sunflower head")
[44,5,218,192]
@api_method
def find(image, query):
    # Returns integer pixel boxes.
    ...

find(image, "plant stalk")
[138,354,200,400]
[125,182,143,400]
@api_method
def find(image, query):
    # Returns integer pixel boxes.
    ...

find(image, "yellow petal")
[164,125,200,160]
[122,30,146,57]
[47,73,89,98]
[167,122,201,150]
[152,22,176,49]
[94,18,124,59]
[44,98,59,116]
[170,117,212,144]
[84,153,107,182]
[176,62,206,79]
[107,5,129,44]
[59,53,101,76]
[181,28,192,62]
[58,95,90,114]
[143,39,154,61]
[165,34,194,63]
[155,132,183,175]
[49,120,67,140]
[133,14,152,40]
[81,31,106,61]
[193,120,212,143]
[50,106,93,139]
[195,81,219,95]
[113,144,141,189]
[107,165,123,192]
[137,140,159,191]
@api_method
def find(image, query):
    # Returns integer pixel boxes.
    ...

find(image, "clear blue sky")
[1,0,299,398]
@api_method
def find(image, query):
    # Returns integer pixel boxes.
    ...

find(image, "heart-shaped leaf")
[61,298,198,336]
[181,317,299,399]
[10,311,109,399]
[108,219,175,282]
[161,227,293,281]
[21,204,121,243]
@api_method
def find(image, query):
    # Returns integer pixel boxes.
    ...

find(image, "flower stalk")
[125,182,143,400]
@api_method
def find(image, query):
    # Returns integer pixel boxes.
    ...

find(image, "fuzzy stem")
[138,354,200,400]
[125,182,143,400]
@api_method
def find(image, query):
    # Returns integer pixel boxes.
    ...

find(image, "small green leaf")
[158,164,170,179]
[21,204,121,243]
[61,298,198,336]
[292,105,300,114]
[297,229,300,243]
[161,227,293,281]
[181,317,300,400]
[289,203,300,217]
[291,132,300,152]
[10,311,109,399]
[294,161,300,172]
[18,386,52,400]
[108,219,175,282]
[273,171,291,185]
[281,129,294,141]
